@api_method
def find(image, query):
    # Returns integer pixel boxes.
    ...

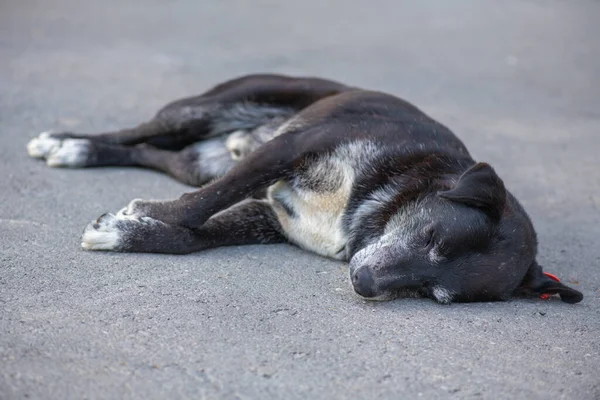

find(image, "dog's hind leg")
[26,92,291,161]
[37,136,236,187]
[82,200,286,253]
[27,74,349,161]
[27,119,175,159]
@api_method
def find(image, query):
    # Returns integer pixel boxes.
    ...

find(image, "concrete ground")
[1,0,599,399]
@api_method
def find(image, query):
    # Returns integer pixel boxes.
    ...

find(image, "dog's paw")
[112,198,182,227]
[117,198,146,218]
[81,213,125,251]
[81,212,164,251]
[46,139,91,167]
[27,132,91,168]
[116,198,169,221]
[27,131,61,159]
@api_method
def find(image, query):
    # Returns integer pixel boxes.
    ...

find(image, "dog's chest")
[267,154,356,260]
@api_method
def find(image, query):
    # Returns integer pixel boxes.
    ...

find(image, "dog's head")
[349,162,583,304]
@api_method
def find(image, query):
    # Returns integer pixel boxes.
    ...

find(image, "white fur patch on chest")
[268,141,380,260]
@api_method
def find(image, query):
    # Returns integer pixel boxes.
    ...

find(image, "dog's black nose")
[351,267,376,298]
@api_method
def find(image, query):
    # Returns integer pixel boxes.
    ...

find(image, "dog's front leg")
[82,200,286,253]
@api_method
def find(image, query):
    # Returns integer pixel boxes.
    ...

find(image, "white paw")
[46,139,90,167]
[27,131,61,158]
[81,212,164,251]
[27,131,92,168]
[81,213,124,251]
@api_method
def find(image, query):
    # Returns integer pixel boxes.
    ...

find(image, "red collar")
[539,272,560,300]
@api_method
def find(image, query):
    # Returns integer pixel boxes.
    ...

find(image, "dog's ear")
[518,261,583,304]
[438,162,506,220]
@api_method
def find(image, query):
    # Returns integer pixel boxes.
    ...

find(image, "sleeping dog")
[27,74,583,304]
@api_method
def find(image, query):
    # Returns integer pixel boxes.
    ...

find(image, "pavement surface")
[1,0,599,399]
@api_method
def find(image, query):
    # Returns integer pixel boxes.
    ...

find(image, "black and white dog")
[27,74,583,304]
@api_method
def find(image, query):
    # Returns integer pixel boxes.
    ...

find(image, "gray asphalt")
[1,1,599,399]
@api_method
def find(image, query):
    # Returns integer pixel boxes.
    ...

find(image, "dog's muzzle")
[350,265,377,298]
